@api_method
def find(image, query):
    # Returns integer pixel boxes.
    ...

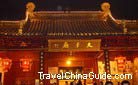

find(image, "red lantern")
[20,58,32,72]
[115,56,126,71]
[2,58,12,72]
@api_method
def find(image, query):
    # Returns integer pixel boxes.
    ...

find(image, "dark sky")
[0,0,138,20]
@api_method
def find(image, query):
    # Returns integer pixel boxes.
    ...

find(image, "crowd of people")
[104,80,130,85]
[65,79,82,85]
[64,80,130,85]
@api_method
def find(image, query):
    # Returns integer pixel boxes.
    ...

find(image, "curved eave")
[0,11,138,38]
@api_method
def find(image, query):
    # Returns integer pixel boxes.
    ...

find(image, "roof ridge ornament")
[25,2,36,21]
[101,2,116,21]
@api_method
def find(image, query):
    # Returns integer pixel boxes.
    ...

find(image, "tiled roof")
[125,20,138,33]
[0,11,137,39]
[24,11,124,37]
[0,21,20,35]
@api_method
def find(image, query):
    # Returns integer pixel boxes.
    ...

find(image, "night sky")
[0,0,138,20]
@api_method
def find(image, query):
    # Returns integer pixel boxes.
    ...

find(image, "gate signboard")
[48,39,101,51]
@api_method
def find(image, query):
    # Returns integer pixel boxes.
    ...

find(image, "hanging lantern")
[20,58,32,72]
[2,58,12,72]
[115,56,126,71]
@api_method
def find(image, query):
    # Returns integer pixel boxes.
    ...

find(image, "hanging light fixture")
[115,56,126,71]
[20,58,32,72]
[2,58,12,72]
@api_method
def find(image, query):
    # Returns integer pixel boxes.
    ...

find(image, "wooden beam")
[101,47,138,51]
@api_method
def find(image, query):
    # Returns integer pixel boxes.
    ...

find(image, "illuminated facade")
[0,2,138,85]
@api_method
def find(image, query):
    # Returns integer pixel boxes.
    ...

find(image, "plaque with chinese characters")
[48,39,101,51]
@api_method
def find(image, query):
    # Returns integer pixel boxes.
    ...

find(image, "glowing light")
[1,58,12,72]
[115,56,126,71]
[66,60,71,65]
[20,58,32,72]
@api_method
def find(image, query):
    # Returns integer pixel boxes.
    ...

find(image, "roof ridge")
[34,11,102,14]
